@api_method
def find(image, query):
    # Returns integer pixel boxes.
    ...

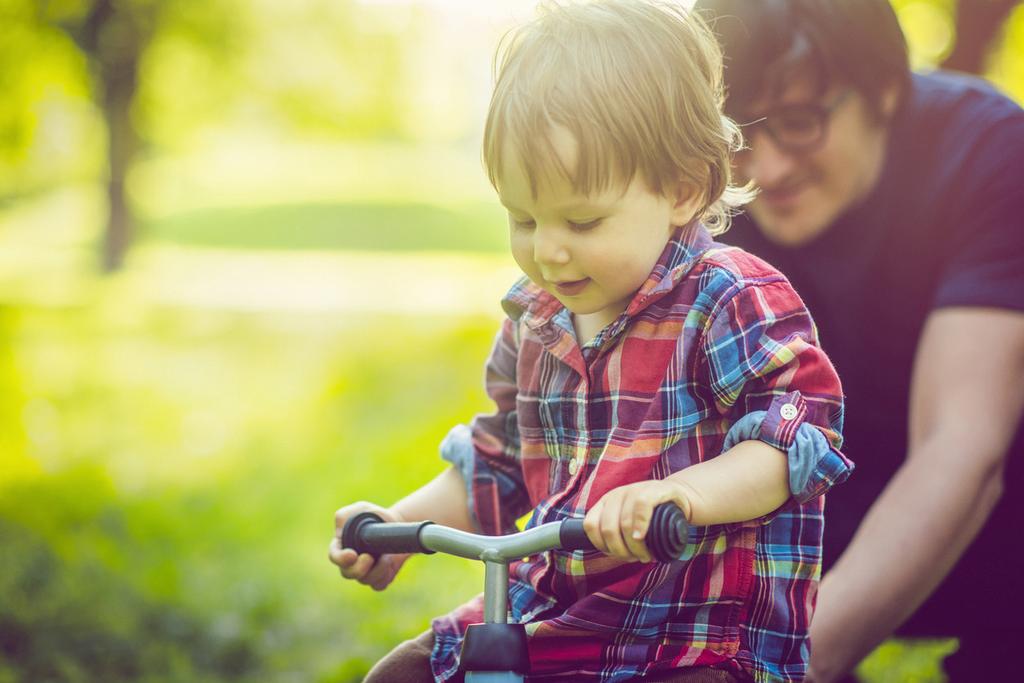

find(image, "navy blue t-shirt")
[723,71,1024,635]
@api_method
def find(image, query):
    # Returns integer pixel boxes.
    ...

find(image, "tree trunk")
[941,0,1020,75]
[101,61,138,273]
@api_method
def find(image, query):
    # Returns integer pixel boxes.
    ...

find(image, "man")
[693,0,1024,680]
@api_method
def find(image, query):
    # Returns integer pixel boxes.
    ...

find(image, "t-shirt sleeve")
[701,277,853,504]
[439,318,531,535]
[933,113,1024,313]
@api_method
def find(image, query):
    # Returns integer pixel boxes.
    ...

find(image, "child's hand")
[329,501,410,591]
[583,480,692,563]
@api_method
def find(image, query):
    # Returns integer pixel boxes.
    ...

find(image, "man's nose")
[741,130,800,189]
[533,224,570,266]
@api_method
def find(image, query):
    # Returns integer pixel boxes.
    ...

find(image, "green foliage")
[991,4,1024,103]
[857,639,956,683]
[145,200,506,253]
[0,6,96,193]
[234,2,409,141]
[0,469,261,683]
[0,0,430,200]
[0,297,494,681]
[3,0,1021,243]
[0,310,31,479]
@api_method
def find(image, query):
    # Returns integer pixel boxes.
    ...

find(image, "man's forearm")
[809,439,1004,682]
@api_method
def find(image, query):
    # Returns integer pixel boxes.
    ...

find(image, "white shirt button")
[780,403,799,420]
[568,458,580,475]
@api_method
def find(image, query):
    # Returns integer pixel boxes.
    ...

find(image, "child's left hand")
[583,480,692,563]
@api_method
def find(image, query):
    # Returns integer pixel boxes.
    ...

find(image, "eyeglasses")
[739,90,851,154]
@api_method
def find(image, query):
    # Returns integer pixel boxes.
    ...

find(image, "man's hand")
[583,480,691,563]
[329,501,411,591]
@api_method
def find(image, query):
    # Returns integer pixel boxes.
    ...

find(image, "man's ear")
[669,178,705,226]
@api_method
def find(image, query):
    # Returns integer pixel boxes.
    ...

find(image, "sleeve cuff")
[758,391,809,451]
[723,391,853,502]
[439,424,478,527]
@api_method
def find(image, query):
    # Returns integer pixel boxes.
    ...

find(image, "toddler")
[330,2,851,681]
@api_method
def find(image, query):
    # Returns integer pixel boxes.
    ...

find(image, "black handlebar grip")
[340,512,436,559]
[646,503,688,562]
[559,503,688,562]
[559,520,597,551]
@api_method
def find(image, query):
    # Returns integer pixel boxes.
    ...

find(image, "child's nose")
[533,225,571,266]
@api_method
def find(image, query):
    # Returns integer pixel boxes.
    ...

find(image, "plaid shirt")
[433,223,852,682]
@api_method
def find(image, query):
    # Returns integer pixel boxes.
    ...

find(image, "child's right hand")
[329,501,410,591]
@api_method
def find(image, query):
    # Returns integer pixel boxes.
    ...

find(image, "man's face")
[735,79,894,247]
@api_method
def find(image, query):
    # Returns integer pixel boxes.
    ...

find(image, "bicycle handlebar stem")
[484,561,509,624]
[419,523,568,562]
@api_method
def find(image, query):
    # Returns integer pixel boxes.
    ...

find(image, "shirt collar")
[501,221,714,330]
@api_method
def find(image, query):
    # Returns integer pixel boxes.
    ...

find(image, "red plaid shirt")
[432,224,851,682]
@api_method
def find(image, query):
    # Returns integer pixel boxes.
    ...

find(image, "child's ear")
[879,81,902,121]
[669,179,705,226]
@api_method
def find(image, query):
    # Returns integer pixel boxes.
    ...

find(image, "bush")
[0,470,260,683]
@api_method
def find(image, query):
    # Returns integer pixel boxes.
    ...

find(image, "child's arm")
[331,316,528,587]
[329,465,474,590]
[587,273,852,564]
[584,440,788,563]
[665,439,789,524]
[389,465,477,529]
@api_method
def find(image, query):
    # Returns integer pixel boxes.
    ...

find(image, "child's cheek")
[510,235,538,279]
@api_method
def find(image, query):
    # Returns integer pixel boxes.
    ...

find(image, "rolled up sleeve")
[723,392,853,503]
[703,277,852,504]
[439,318,531,536]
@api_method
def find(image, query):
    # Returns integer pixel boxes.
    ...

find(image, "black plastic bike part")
[559,502,688,561]
[646,503,688,562]
[459,622,529,674]
[340,512,436,559]
[558,519,596,551]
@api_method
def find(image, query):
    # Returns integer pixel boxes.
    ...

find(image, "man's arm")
[808,307,1024,682]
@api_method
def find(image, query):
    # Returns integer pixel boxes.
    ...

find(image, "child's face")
[498,127,697,335]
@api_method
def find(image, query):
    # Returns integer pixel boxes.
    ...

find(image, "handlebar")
[341,503,688,563]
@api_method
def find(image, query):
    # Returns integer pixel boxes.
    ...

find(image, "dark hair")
[693,0,911,120]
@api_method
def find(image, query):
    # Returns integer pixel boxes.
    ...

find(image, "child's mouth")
[554,278,590,296]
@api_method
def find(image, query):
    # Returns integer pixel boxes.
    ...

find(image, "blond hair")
[483,0,753,234]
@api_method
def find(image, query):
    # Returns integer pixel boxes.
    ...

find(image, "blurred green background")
[0,1,1020,681]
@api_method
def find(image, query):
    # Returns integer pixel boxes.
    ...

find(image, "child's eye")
[568,218,603,232]
[510,216,536,230]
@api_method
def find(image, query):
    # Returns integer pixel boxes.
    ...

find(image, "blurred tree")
[36,0,156,271]
[942,0,1022,73]
[30,0,241,272]
[11,0,419,271]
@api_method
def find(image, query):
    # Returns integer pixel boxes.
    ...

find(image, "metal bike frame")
[346,503,685,681]
[417,523,567,682]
